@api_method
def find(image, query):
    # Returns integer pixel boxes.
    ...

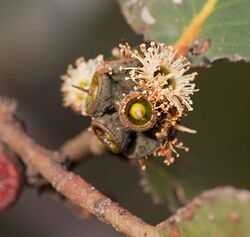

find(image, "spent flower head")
[61,55,103,114]
[121,41,198,117]
[120,41,198,165]
[154,138,190,165]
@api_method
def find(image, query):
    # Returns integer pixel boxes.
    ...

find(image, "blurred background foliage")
[0,0,250,237]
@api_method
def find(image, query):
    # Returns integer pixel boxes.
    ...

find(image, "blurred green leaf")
[141,159,203,210]
[118,0,250,65]
[157,187,250,237]
[138,61,250,209]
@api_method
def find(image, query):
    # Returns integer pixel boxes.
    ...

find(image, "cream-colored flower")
[119,41,198,165]
[123,42,198,116]
[61,55,103,114]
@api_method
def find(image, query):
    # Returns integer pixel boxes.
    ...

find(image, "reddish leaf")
[0,146,22,212]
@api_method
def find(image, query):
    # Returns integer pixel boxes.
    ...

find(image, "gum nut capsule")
[91,113,131,154]
[85,73,113,116]
[125,133,160,159]
[119,92,157,132]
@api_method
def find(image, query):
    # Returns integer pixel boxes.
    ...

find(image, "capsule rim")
[119,92,157,132]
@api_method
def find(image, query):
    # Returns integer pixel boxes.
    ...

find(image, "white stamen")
[175,124,197,134]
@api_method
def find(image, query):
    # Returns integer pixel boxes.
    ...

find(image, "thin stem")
[0,97,157,237]
[71,84,89,93]
[60,128,105,162]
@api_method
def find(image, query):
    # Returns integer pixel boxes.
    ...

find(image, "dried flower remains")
[60,41,198,166]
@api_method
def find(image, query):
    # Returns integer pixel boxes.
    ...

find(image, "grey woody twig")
[60,128,105,162]
[0,97,157,237]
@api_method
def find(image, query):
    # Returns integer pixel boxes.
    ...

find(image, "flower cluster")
[60,41,198,166]
[61,55,103,114]
[119,41,198,165]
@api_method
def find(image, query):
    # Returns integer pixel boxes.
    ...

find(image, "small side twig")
[60,128,105,162]
[0,97,157,237]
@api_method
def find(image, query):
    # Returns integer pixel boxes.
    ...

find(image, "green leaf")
[140,159,204,211]
[117,0,250,65]
[157,187,250,237]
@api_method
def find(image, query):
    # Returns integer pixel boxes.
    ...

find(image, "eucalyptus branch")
[0,97,157,237]
[0,97,249,237]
